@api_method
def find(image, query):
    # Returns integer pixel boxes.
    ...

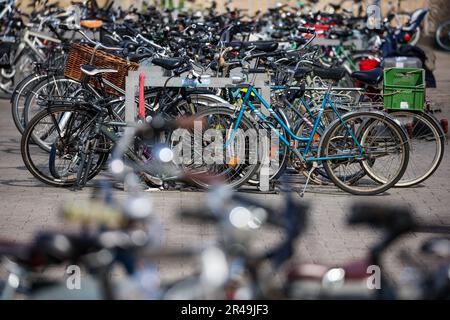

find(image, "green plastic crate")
[383,68,425,111]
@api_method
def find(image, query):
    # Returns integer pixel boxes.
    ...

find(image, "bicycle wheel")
[11,73,47,133]
[170,106,260,189]
[21,105,108,187]
[436,20,450,51]
[378,111,444,187]
[319,111,409,195]
[23,76,83,126]
[247,107,290,185]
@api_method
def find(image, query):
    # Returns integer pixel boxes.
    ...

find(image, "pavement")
[0,48,450,284]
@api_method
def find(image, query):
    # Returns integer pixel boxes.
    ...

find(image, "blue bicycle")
[187,78,410,195]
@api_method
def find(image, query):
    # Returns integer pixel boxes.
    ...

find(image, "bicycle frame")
[12,29,61,64]
[226,84,364,162]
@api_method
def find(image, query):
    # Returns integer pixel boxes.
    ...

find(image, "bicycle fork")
[75,125,101,189]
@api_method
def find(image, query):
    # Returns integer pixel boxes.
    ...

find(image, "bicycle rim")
[22,105,107,187]
[320,111,409,195]
[384,111,445,187]
[172,106,260,189]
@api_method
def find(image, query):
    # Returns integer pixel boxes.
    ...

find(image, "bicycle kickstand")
[299,161,318,198]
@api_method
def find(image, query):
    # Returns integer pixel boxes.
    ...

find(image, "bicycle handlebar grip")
[298,26,316,34]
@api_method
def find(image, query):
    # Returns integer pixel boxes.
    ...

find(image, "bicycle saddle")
[329,28,352,38]
[151,57,183,70]
[271,31,290,39]
[351,67,383,85]
[227,41,279,53]
[294,67,313,79]
[329,3,341,11]
[80,19,104,29]
[312,66,346,81]
[80,64,117,76]
[127,52,153,63]
[244,41,279,52]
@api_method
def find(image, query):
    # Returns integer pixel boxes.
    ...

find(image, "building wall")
[22,0,449,33]
[24,0,427,13]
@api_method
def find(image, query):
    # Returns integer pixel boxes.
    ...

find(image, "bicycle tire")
[23,76,83,127]
[247,108,290,185]
[11,73,47,133]
[21,105,108,187]
[172,106,261,189]
[319,111,409,195]
[436,20,450,51]
[385,111,445,187]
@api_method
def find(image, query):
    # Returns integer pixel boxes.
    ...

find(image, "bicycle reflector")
[403,33,412,43]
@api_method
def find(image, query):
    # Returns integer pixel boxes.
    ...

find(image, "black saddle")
[294,67,313,80]
[227,41,279,53]
[312,66,346,81]
[152,57,183,70]
[330,28,352,38]
[351,67,383,85]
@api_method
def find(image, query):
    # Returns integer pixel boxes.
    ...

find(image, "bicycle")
[186,68,410,195]
[435,19,450,52]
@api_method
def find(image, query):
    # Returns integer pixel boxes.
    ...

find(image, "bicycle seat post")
[326,82,333,95]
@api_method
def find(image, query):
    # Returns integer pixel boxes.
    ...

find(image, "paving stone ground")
[0,47,449,284]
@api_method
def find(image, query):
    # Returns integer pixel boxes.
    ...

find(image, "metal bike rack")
[125,66,272,121]
[124,66,274,191]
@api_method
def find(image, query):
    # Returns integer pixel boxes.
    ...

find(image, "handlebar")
[59,23,123,52]
[136,34,166,52]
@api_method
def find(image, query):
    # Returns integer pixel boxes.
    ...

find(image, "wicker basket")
[64,43,138,96]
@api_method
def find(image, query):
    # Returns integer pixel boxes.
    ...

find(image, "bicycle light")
[441,119,448,134]
[403,33,412,43]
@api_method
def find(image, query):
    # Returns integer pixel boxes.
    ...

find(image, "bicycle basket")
[64,43,139,96]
